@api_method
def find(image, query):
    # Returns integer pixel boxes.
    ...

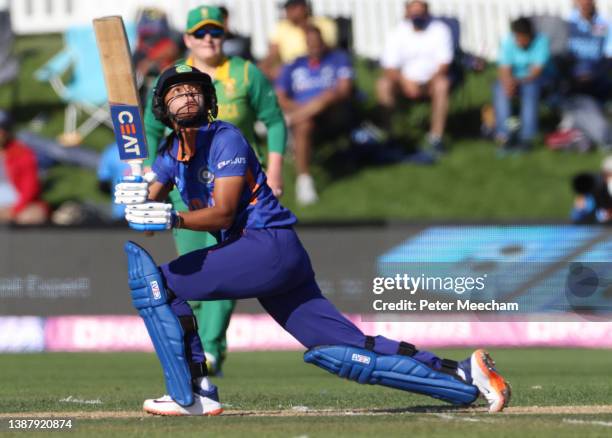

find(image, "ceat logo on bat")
[110,104,148,161]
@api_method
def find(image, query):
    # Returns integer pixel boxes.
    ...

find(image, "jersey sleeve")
[380,28,402,69]
[532,34,550,66]
[335,51,354,79]
[275,62,293,95]
[210,128,251,178]
[151,154,174,186]
[435,23,454,65]
[247,61,288,155]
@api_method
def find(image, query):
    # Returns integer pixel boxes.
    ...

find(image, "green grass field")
[1,349,611,437]
[2,35,607,221]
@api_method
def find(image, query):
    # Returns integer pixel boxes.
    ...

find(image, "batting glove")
[125,202,181,232]
[114,172,157,205]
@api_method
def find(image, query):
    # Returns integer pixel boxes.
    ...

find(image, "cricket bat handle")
[129,160,143,178]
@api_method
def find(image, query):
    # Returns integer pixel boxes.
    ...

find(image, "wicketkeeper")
[115,65,511,416]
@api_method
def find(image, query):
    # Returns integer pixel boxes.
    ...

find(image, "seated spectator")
[493,17,550,152]
[571,156,612,224]
[276,25,354,206]
[0,111,48,225]
[259,0,337,80]
[97,143,130,222]
[550,0,612,150]
[219,6,253,60]
[375,0,453,153]
[566,0,611,98]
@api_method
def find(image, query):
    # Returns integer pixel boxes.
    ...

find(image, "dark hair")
[304,23,323,37]
[511,17,534,37]
[219,6,229,20]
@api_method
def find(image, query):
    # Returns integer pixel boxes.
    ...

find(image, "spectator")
[566,0,612,98]
[376,0,453,153]
[259,0,337,80]
[493,17,550,151]
[0,111,48,225]
[571,156,612,224]
[276,25,354,206]
[97,143,130,222]
[219,6,252,60]
[550,0,612,150]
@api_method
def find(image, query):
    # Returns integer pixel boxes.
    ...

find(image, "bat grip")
[129,161,143,177]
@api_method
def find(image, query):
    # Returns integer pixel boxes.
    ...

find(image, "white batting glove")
[114,172,157,205]
[125,202,179,231]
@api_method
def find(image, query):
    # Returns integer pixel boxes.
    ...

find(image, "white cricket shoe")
[470,349,511,413]
[296,174,318,206]
[143,386,223,416]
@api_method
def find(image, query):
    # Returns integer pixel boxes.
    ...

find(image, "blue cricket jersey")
[276,49,354,103]
[152,121,296,242]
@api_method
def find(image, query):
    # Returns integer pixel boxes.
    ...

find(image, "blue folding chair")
[35,22,136,145]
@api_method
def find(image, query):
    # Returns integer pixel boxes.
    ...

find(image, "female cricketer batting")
[143,5,287,375]
[116,65,511,416]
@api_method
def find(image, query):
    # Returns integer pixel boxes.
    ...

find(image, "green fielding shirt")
[143,56,287,210]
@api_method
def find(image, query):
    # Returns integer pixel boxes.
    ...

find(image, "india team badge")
[198,168,215,184]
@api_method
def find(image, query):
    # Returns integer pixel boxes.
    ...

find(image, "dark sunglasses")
[192,27,225,39]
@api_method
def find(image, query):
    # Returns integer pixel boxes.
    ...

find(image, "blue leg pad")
[125,241,193,407]
[304,345,479,405]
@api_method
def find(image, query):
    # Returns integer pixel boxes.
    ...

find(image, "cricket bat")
[93,16,147,177]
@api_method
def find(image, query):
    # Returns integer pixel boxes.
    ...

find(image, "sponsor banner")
[45,316,152,351]
[42,314,612,352]
[0,317,45,352]
[359,317,612,348]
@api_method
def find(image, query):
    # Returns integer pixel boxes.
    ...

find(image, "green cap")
[186,5,224,33]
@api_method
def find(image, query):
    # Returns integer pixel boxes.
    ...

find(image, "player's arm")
[247,62,287,196]
[247,62,287,155]
[177,176,244,231]
[147,180,173,203]
[258,43,281,80]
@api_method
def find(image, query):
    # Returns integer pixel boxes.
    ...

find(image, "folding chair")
[35,23,136,145]
[0,9,19,110]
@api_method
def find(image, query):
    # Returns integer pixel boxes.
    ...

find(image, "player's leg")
[256,230,509,411]
[258,280,480,406]
[173,225,234,375]
[428,74,450,144]
[196,299,235,374]
[124,241,223,416]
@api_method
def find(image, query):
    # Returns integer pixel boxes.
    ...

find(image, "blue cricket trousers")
[160,227,441,368]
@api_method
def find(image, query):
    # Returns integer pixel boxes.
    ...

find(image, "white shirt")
[381,20,453,84]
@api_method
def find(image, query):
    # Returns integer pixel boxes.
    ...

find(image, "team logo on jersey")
[223,78,236,98]
[198,168,215,184]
